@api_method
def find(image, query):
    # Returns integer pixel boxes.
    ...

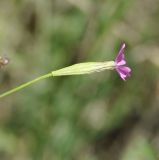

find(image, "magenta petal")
[114,43,131,81]
[116,66,131,80]
[116,68,126,80]
[115,43,125,63]
[118,66,131,74]
[116,59,126,66]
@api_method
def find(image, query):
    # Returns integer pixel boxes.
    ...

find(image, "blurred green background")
[0,0,159,160]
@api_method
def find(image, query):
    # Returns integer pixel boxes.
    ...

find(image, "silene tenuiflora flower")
[52,43,131,81]
[0,43,131,99]
[115,43,131,81]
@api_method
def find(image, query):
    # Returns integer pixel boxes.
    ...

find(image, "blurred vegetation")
[0,0,159,160]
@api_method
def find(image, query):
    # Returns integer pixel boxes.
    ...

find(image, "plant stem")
[0,73,52,99]
[0,61,116,99]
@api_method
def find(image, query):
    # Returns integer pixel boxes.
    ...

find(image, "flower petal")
[116,59,126,66]
[115,43,125,64]
[119,66,131,74]
[118,71,127,80]
[116,66,131,80]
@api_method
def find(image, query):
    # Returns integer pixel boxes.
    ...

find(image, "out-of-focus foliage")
[0,0,159,160]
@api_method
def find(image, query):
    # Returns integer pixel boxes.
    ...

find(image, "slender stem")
[0,61,115,99]
[0,73,52,99]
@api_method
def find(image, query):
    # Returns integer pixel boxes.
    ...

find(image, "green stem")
[0,73,52,99]
[0,61,115,99]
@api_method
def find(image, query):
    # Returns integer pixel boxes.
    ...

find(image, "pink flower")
[115,43,131,81]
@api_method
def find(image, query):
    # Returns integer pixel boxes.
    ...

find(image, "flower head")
[115,43,131,81]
